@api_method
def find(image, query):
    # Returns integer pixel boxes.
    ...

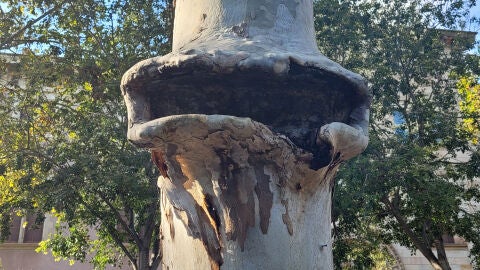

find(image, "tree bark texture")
[140,115,351,269]
[121,1,370,269]
[434,239,453,270]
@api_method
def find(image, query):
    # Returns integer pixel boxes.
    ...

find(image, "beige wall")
[391,243,474,270]
[0,214,123,270]
[0,244,95,270]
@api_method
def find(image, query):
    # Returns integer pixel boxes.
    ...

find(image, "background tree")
[315,0,480,269]
[0,1,174,269]
[458,75,480,144]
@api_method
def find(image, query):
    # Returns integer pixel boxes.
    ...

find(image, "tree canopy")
[458,75,480,144]
[0,1,173,269]
[315,0,480,269]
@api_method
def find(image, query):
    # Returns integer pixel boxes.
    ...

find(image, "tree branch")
[104,224,137,268]
[141,198,158,249]
[150,251,162,270]
[95,190,143,247]
[381,196,443,269]
[433,235,452,270]
[142,179,160,243]
[150,225,162,270]
[0,3,65,49]
[74,194,137,267]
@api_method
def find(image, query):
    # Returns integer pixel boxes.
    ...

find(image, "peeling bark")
[146,115,346,269]
[253,164,273,234]
[121,0,370,269]
[281,199,294,236]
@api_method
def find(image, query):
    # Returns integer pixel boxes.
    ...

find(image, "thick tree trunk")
[121,1,370,269]
[151,115,344,269]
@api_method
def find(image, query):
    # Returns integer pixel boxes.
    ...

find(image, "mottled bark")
[148,115,342,269]
[130,115,366,269]
[121,0,370,269]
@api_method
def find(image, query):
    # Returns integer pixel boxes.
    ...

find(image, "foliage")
[458,76,480,144]
[0,0,174,269]
[315,0,480,269]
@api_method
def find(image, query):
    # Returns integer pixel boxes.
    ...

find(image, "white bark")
[171,0,318,54]
[121,1,370,269]
[127,115,367,269]
[121,0,369,136]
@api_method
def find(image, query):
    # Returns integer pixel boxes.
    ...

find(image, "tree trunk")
[152,115,344,269]
[121,0,370,269]
[434,238,452,270]
[427,256,450,270]
[137,247,150,270]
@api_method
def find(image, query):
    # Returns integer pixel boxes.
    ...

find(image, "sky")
[469,3,480,31]
[466,3,480,54]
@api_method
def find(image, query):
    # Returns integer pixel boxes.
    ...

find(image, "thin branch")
[95,190,143,247]
[150,251,162,270]
[74,194,137,266]
[7,39,63,47]
[104,224,137,267]
[0,3,66,49]
[143,178,160,241]
[142,199,158,246]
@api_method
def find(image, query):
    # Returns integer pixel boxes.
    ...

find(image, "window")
[6,215,22,243]
[23,215,43,243]
[4,214,43,243]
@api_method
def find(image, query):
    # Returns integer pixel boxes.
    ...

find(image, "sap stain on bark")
[166,208,175,240]
[281,199,294,235]
[204,193,222,231]
[159,146,224,267]
[253,162,273,234]
[153,116,344,268]
[151,149,169,178]
[194,202,223,266]
[216,148,256,250]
